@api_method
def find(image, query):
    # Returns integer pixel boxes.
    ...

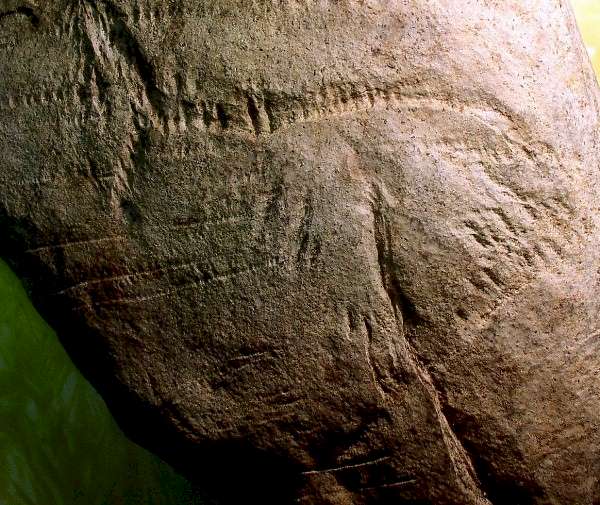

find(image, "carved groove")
[301,456,390,476]
[369,182,492,502]
[67,256,288,307]
[25,214,247,255]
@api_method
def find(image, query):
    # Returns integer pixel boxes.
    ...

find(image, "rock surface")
[2,1,600,503]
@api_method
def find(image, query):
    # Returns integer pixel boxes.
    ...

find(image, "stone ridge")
[2,1,600,504]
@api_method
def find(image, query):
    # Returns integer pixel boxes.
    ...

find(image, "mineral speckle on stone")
[2,1,600,503]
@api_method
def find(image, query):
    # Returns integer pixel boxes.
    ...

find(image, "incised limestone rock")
[2,1,600,503]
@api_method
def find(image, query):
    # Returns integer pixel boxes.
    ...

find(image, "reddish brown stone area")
[2,1,600,503]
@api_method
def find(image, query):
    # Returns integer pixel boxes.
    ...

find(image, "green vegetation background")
[0,262,201,505]
[0,2,599,504]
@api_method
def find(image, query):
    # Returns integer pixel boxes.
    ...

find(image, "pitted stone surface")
[2,1,600,503]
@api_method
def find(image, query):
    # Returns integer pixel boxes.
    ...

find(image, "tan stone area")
[2,1,600,503]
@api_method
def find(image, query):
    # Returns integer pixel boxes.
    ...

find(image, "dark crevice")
[370,187,422,330]
[201,104,214,128]
[129,106,152,170]
[301,405,394,494]
[0,6,39,27]
[193,440,305,504]
[370,186,425,395]
[215,103,229,129]
[370,185,501,502]
[440,403,546,505]
[363,316,373,342]
[120,199,142,225]
[427,371,498,503]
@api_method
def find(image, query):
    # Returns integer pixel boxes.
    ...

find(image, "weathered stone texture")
[2,1,600,503]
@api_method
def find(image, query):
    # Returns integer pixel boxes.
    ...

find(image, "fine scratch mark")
[301,456,390,476]
[265,390,304,408]
[77,256,288,307]
[25,235,127,254]
[230,351,268,362]
[228,351,270,370]
[26,214,246,256]
[360,478,417,492]
[56,259,207,296]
